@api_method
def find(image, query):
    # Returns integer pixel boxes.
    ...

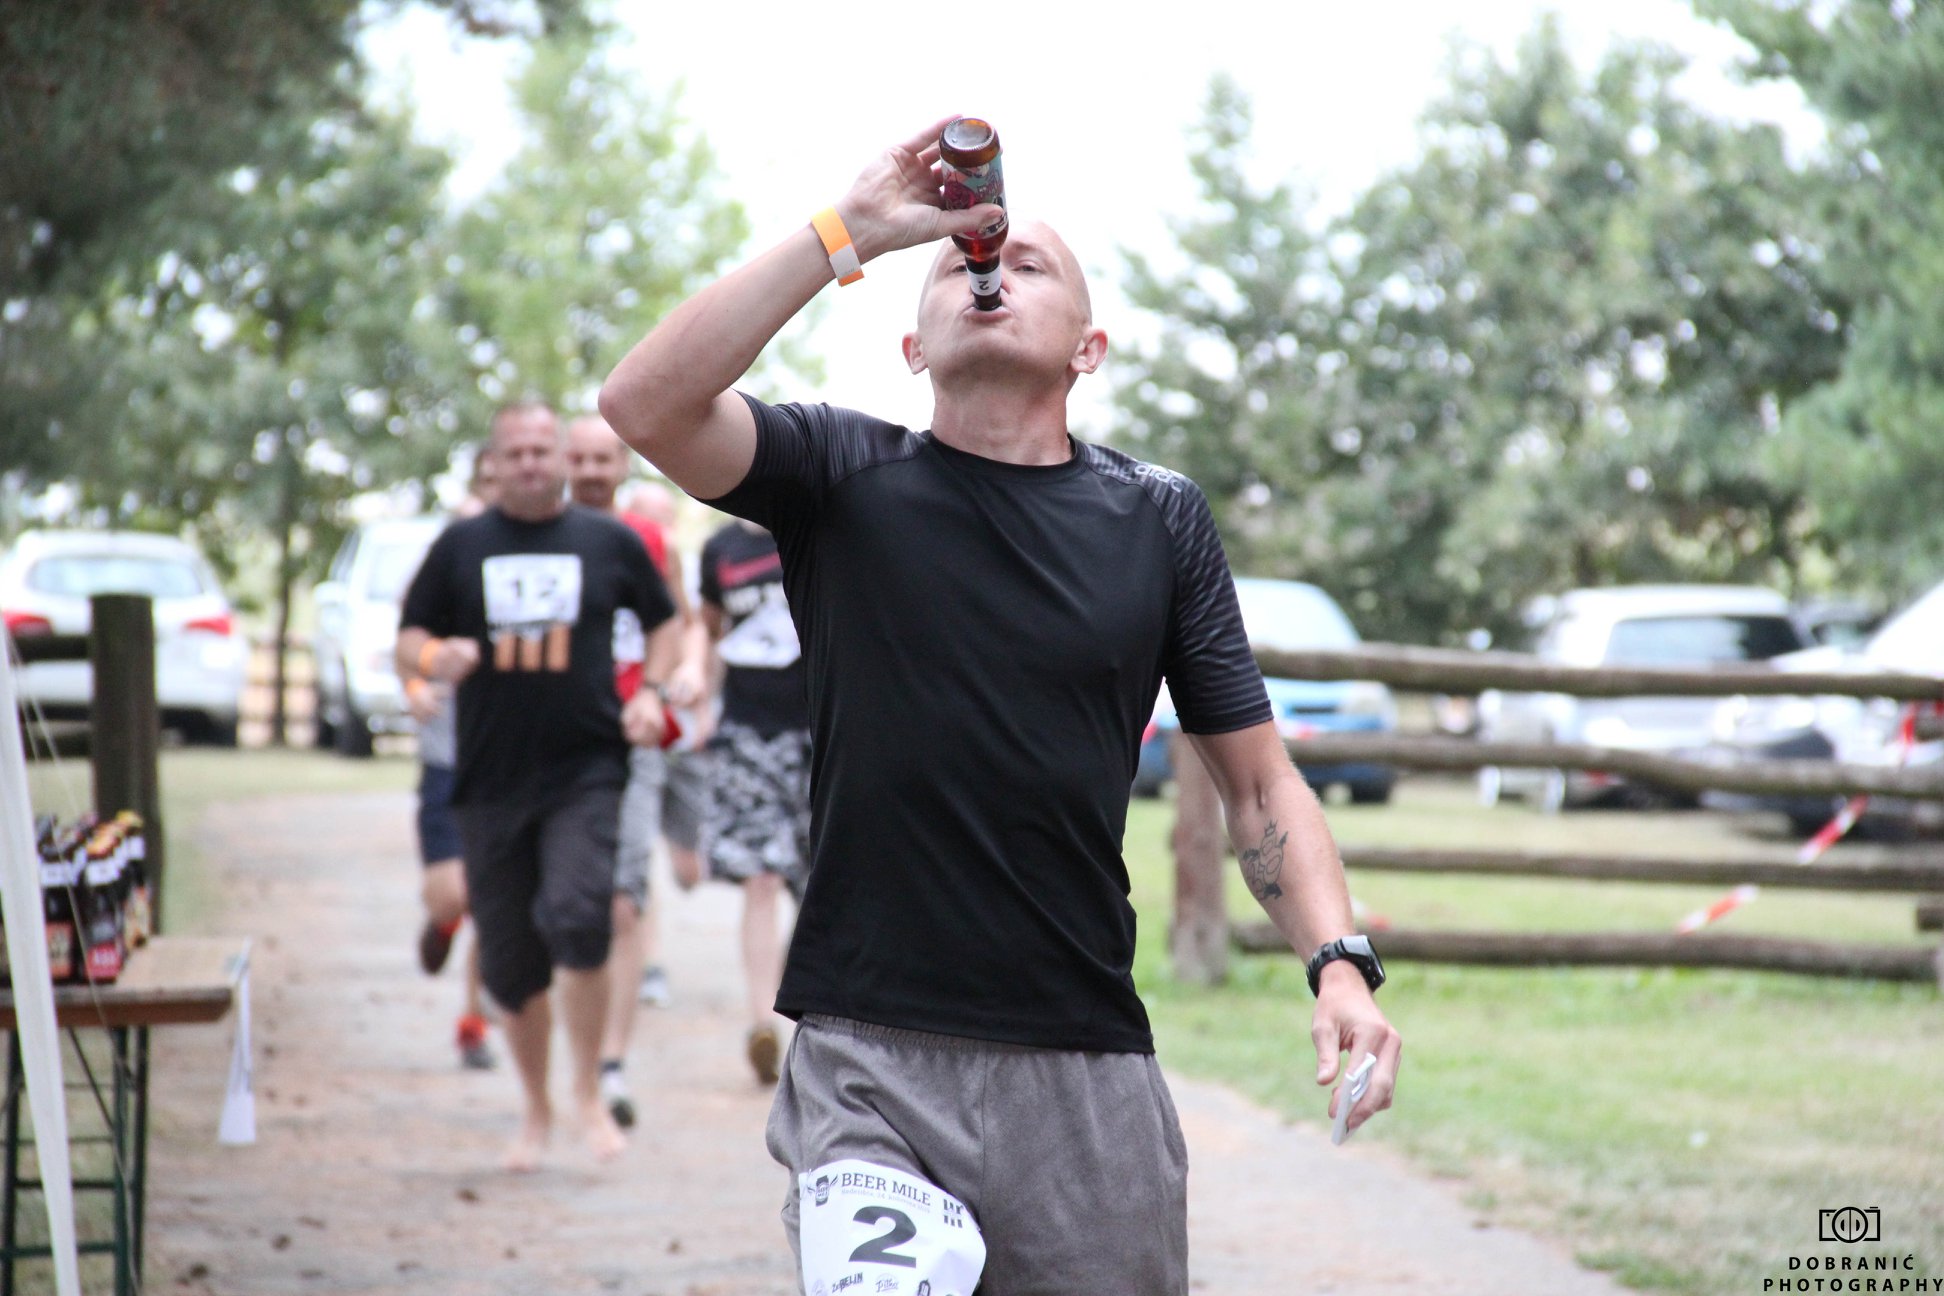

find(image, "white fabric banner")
[217,963,256,1145]
[0,642,81,1296]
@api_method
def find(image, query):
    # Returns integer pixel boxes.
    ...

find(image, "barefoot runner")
[397,401,679,1170]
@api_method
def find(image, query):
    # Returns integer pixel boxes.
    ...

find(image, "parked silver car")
[1,529,247,744]
[1708,578,1944,837]
[1477,584,1806,811]
[312,517,443,756]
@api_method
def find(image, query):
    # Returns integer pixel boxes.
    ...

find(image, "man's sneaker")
[746,1025,781,1086]
[638,964,672,1007]
[456,1014,495,1071]
[599,1063,636,1129]
[418,917,461,976]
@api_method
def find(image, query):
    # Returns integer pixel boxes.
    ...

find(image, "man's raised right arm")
[597,117,1001,501]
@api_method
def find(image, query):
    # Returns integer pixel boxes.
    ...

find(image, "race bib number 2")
[798,1159,985,1296]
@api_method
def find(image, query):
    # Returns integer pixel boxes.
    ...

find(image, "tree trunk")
[1169,730,1228,986]
[270,427,299,747]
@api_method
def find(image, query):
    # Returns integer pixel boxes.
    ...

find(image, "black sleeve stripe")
[1081,444,1272,735]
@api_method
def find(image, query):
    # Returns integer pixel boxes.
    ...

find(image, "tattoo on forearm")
[1240,821,1288,902]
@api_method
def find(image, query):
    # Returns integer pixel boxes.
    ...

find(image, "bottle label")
[941,159,1008,239]
[46,922,74,979]
[969,265,1002,300]
[86,941,123,983]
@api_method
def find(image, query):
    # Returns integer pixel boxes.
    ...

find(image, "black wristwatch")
[1306,935,1385,996]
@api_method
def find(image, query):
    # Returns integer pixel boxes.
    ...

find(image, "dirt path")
[144,789,1623,1295]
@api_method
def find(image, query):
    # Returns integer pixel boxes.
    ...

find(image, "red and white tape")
[1676,702,1927,934]
[1350,894,1392,933]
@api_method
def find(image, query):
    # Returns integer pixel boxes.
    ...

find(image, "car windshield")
[27,554,205,600]
[366,536,435,603]
[1233,579,1360,651]
[1601,615,1803,666]
[1866,581,1944,672]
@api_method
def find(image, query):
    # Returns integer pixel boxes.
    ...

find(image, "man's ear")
[902,331,928,375]
[1069,326,1108,378]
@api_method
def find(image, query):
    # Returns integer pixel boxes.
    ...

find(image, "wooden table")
[0,937,248,1296]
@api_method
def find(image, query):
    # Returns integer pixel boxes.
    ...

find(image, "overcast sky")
[363,0,1813,440]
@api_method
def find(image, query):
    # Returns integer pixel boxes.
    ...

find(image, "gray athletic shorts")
[661,746,708,853]
[703,722,811,897]
[453,781,620,1012]
[616,746,664,910]
[765,1015,1189,1296]
[616,746,712,908]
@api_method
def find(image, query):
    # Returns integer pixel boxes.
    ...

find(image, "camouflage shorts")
[703,721,812,899]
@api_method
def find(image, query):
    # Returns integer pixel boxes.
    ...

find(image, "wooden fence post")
[1169,730,1228,986]
[90,594,165,932]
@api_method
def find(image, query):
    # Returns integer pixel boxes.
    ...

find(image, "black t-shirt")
[698,521,809,735]
[705,395,1270,1053]
[400,505,675,806]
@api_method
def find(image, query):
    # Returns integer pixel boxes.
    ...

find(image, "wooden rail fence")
[1170,644,1944,989]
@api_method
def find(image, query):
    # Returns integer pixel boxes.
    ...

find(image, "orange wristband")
[417,637,442,678]
[404,676,430,702]
[811,207,864,286]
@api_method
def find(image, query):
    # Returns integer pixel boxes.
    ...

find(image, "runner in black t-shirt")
[599,121,1401,1292]
[695,517,811,1084]
[397,402,679,1172]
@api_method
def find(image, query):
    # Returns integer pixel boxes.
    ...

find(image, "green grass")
[1126,778,1944,1295]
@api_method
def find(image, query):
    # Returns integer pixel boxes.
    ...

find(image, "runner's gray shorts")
[704,722,810,897]
[661,746,708,852]
[616,746,712,908]
[765,1015,1189,1296]
[616,746,663,909]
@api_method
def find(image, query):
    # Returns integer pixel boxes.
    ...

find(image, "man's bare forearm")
[643,616,682,688]
[1225,768,1358,957]
[396,626,431,681]
[599,228,830,449]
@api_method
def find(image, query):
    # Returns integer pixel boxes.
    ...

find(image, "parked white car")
[1707,577,1944,836]
[312,517,444,756]
[1,529,247,744]
[1477,584,1807,811]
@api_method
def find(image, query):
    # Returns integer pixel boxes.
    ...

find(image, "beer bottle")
[116,811,152,947]
[41,821,82,982]
[80,822,126,982]
[939,117,1008,311]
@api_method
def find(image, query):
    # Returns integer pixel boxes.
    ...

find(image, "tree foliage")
[1698,0,1944,600]
[444,18,753,411]
[1116,24,1846,645]
[0,0,575,487]
[0,0,572,299]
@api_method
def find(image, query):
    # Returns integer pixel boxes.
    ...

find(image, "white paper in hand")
[1331,1052,1378,1147]
[798,1159,985,1296]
